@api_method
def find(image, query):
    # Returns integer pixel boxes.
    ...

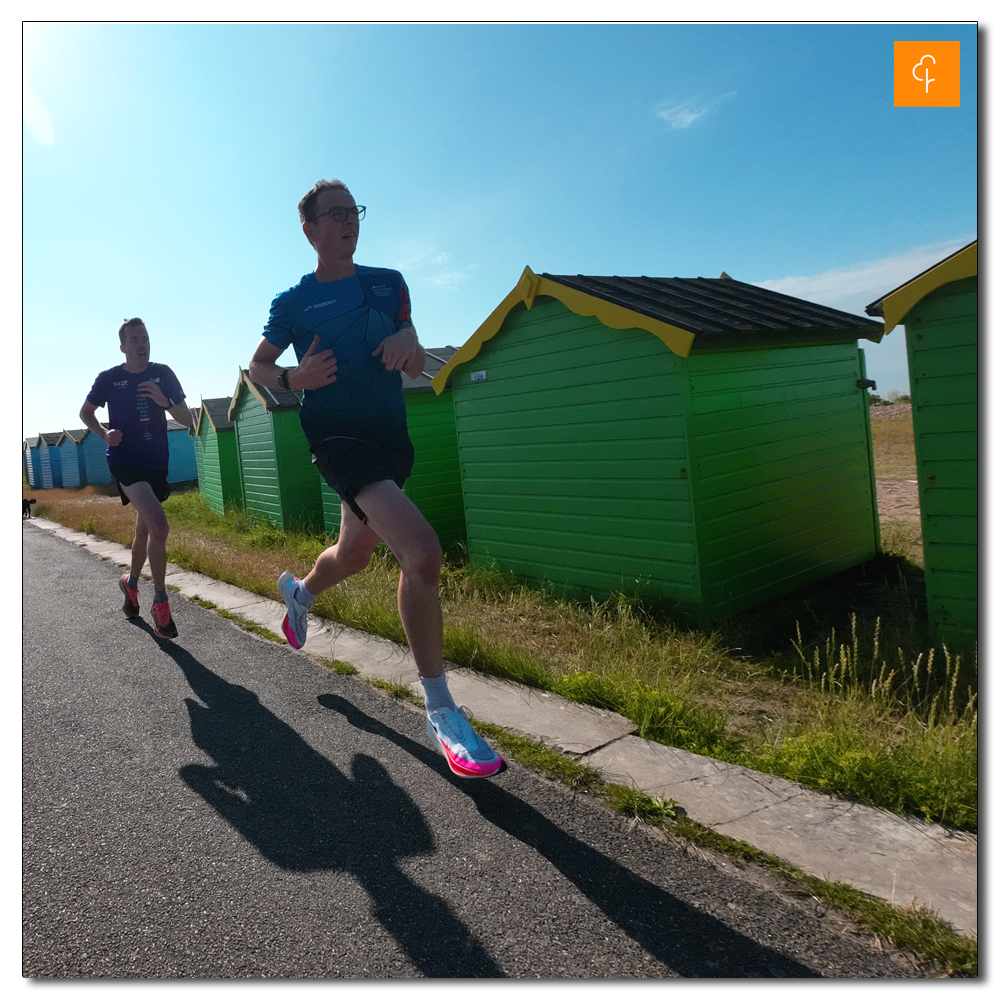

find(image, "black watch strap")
[277,369,290,390]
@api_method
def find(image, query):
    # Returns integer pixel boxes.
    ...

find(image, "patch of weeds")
[82,515,96,535]
[317,657,359,676]
[666,816,976,978]
[466,719,604,793]
[555,670,733,756]
[443,623,554,689]
[604,784,680,823]
[363,677,422,705]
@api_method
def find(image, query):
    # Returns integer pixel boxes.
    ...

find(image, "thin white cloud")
[754,238,975,316]
[656,93,736,130]
[397,248,474,291]
[23,73,54,146]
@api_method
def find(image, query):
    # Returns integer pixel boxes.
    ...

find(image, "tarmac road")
[22,523,924,978]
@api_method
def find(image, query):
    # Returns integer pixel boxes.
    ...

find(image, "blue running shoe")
[278,571,308,649]
[426,706,504,778]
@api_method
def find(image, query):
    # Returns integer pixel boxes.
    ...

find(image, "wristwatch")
[277,368,291,390]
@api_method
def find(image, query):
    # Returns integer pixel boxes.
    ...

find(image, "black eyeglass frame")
[314,205,366,224]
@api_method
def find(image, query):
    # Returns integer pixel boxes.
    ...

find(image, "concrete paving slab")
[311,625,419,684]
[166,575,269,614]
[586,734,977,936]
[440,670,637,756]
[80,540,130,560]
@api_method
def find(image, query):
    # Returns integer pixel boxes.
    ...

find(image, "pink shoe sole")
[282,614,304,650]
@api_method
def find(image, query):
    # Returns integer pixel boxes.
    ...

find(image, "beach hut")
[24,438,42,488]
[865,241,978,649]
[58,429,89,488]
[431,266,885,621]
[319,347,466,549]
[166,418,198,484]
[192,396,243,514]
[78,427,113,486]
[228,370,323,531]
[37,433,64,489]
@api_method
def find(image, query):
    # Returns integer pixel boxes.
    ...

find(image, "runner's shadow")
[156,643,503,978]
[318,693,823,979]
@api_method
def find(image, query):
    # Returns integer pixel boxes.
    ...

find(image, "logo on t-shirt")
[304,298,337,312]
[371,285,392,297]
[113,380,129,387]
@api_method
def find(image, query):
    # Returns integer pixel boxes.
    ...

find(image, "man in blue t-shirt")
[81,318,193,639]
[249,178,502,779]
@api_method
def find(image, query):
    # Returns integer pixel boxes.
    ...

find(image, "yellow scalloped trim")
[881,242,977,335]
[430,266,696,394]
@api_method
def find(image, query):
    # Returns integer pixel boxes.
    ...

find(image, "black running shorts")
[109,464,171,507]
[312,437,414,524]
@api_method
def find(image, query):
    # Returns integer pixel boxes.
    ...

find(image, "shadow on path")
[318,693,823,979]
[155,638,503,978]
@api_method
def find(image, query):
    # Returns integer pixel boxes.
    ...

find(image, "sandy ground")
[868,403,912,422]
[877,481,921,526]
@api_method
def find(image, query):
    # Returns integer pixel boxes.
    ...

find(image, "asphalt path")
[22,523,922,979]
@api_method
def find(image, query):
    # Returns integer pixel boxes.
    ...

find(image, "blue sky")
[22,20,978,439]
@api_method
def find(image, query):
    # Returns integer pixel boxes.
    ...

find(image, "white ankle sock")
[420,672,457,715]
[296,581,317,609]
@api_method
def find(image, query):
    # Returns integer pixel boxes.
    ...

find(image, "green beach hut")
[865,240,978,649]
[432,266,885,622]
[228,370,323,532]
[319,347,466,549]
[192,397,243,514]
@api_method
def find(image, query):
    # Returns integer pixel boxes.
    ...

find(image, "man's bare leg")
[304,481,444,677]
[282,479,503,776]
[119,481,169,592]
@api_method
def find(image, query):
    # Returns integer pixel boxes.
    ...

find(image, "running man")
[80,318,193,639]
[248,178,503,779]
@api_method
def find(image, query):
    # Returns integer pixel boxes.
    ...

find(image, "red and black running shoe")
[152,599,178,639]
[119,574,140,619]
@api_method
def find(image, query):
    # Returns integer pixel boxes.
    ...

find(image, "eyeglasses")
[314,205,366,223]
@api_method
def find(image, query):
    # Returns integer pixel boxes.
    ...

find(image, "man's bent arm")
[168,403,193,429]
[249,336,338,391]
[80,400,108,441]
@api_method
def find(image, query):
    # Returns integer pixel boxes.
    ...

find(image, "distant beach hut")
[78,428,113,486]
[58,429,89,488]
[192,396,243,514]
[228,370,323,531]
[24,438,42,488]
[319,347,466,549]
[866,240,978,649]
[37,433,64,489]
[432,266,885,621]
[166,419,198,484]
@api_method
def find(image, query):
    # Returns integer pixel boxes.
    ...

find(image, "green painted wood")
[448,298,879,620]
[686,343,877,617]
[232,388,321,531]
[196,420,243,515]
[453,298,700,604]
[904,277,977,648]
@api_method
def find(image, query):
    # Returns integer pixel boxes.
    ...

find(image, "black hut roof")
[541,273,883,348]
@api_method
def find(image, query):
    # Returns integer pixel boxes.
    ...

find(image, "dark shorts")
[312,437,413,524]
[109,465,171,507]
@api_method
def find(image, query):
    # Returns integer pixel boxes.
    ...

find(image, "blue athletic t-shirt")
[262,264,414,454]
[86,363,186,469]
